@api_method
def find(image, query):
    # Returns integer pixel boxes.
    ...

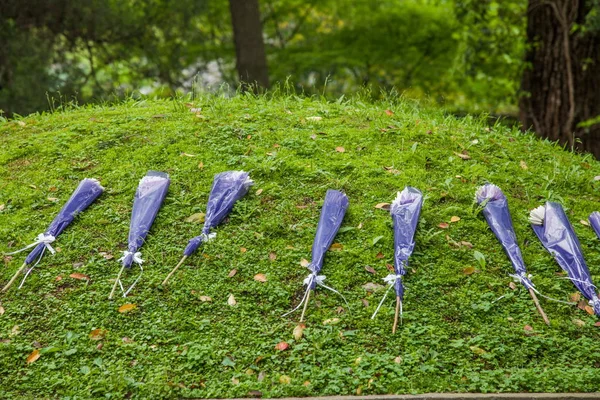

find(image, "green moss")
[1,94,600,398]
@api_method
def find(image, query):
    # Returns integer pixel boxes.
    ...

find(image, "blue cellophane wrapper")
[122,171,170,268]
[475,184,534,290]
[183,171,253,257]
[25,178,104,265]
[390,187,423,299]
[531,202,600,315]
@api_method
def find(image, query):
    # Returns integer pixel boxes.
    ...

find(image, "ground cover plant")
[1,93,600,398]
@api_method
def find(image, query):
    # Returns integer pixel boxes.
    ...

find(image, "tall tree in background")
[229,0,269,89]
[520,0,600,157]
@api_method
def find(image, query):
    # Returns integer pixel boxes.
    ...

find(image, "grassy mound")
[1,94,600,398]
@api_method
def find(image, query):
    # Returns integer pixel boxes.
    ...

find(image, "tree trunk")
[229,0,269,90]
[520,0,600,157]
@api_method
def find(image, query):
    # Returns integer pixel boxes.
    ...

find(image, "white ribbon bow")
[200,232,217,242]
[116,251,144,297]
[118,251,143,265]
[5,233,56,256]
[371,274,403,319]
[282,271,349,317]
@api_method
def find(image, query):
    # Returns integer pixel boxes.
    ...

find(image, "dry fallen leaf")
[375,203,390,210]
[573,318,586,327]
[362,282,384,292]
[460,241,473,248]
[595,321,600,327]
[335,146,345,153]
[293,323,305,341]
[0,204,4,211]
[69,273,90,281]
[185,213,205,223]
[524,325,533,331]
[89,329,107,341]
[26,349,40,364]
[275,341,289,351]
[279,375,291,384]
[198,161,204,169]
[254,273,267,283]
[269,252,277,261]
[329,243,343,251]
[385,109,394,116]
[509,282,517,290]
[438,222,449,229]
[394,356,402,363]
[455,152,471,160]
[323,317,340,325]
[450,216,461,223]
[365,266,376,274]
[240,247,247,253]
[303,380,310,386]
[570,292,581,303]
[228,269,237,278]
[231,377,240,385]
[463,266,475,275]
[580,220,590,226]
[199,296,212,302]
[228,294,237,306]
[300,259,310,267]
[0,305,4,315]
[256,188,263,195]
[118,303,137,313]
[520,160,528,170]
[585,306,595,315]
[376,252,384,259]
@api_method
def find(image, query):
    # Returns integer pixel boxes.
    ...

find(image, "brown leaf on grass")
[293,324,305,341]
[577,299,587,310]
[375,203,390,210]
[384,109,394,116]
[595,321,600,327]
[323,317,340,325]
[26,349,40,364]
[455,152,471,160]
[450,216,461,223]
[118,304,137,313]
[254,274,267,283]
[362,282,384,292]
[376,252,384,259]
[275,342,289,351]
[329,243,343,251]
[365,266,376,274]
[570,292,581,303]
[361,299,369,307]
[580,220,590,226]
[198,161,204,169]
[256,189,263,195]
[386,263,394,272]
[509,282,517,290]
[585,306,595,315]
[69,273,89,281]
[524,325,533,331]
[89,329,107,341]
[438,222,449,229]
[520,160,528,170]
[279,375,291,384]
[573,319,586,327]
[240,247,247,253]
[335,146,345,153]
[460,241,473,248]
[228,269,237,278]
[463,266,475,275]
[185,213,205,223]
[0,305,4,315]
[99,252,113,260]
[199,296,212,302]
[269,252,277,261]
[227,294,237,306]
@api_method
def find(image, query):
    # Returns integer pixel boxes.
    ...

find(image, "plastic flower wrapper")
[109,171,170,299]
[162,171,253,285]
[371,187,422,332]
[3,178,104,292]
[476,184,549,324]
[530,202,600,316]
[283,189,349,322]
[589,211,600,239]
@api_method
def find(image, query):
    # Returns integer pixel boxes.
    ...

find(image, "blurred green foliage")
[0,0,527,117]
